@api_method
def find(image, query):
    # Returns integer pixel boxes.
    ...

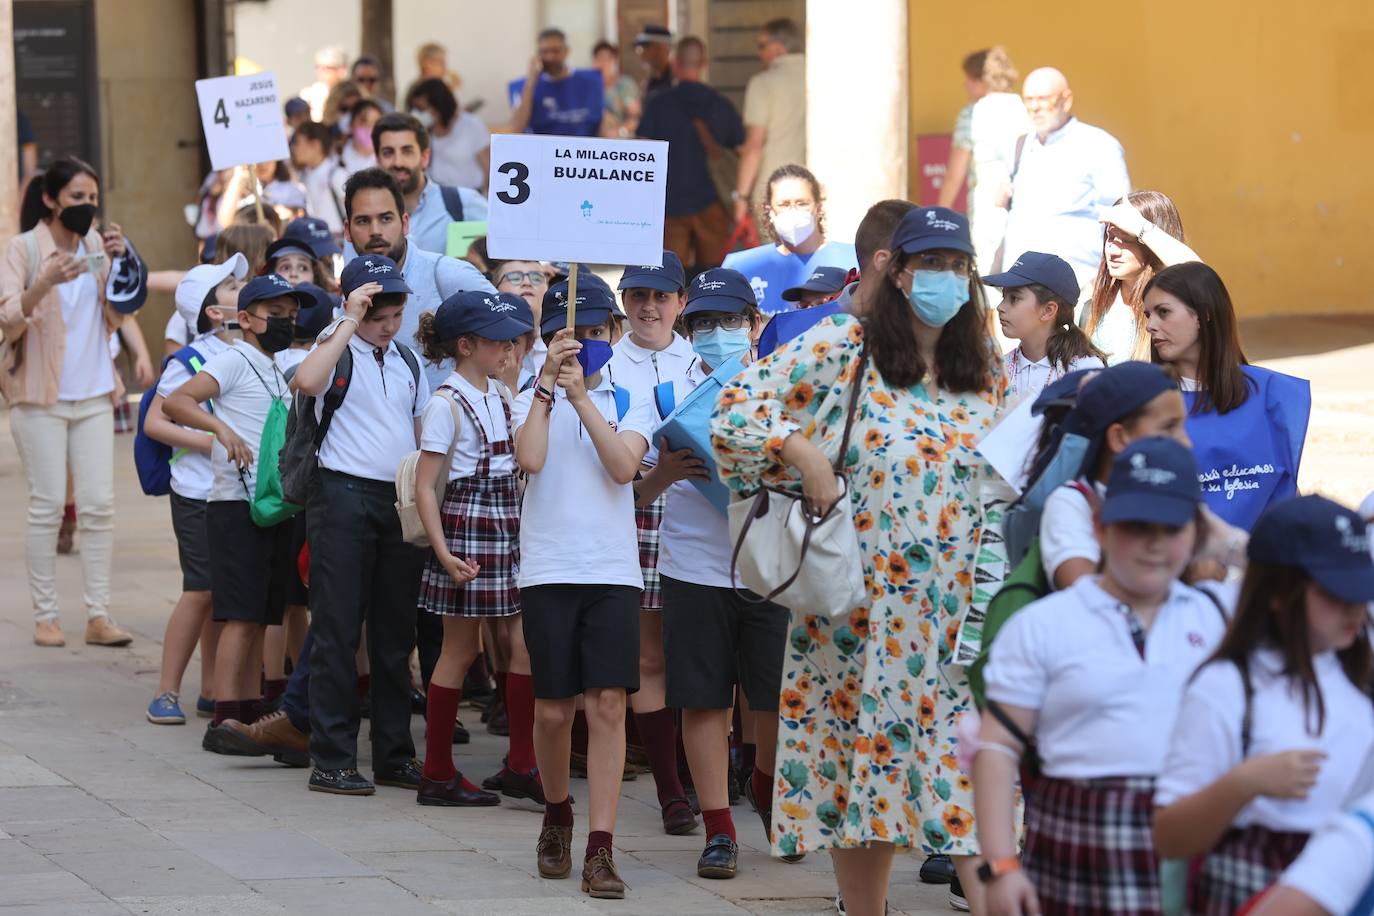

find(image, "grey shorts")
[661,575,789,711]
[169,492,212,593]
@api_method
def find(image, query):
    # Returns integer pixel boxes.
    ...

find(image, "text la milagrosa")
[553,147,656,182]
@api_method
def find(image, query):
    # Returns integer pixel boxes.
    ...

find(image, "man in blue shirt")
[636,45,744,273]
[509,29,609,137]
[340,168,495,392]
[366,112,487,257]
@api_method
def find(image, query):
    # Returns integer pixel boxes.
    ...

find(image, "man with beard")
[341,168,495,393]
[508,28,609,137]
[370,113,487,257]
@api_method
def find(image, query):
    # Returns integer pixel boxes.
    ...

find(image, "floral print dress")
[710,314,1007,857]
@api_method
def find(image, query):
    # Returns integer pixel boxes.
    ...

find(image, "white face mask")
[410,108,435,129]
[772,208,816,247]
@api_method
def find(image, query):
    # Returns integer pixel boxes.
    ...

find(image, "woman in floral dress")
[711,207,1007,916]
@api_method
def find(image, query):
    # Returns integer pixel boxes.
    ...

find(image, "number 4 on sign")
[213,98,229,129]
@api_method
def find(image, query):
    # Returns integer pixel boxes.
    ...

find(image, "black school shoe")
[920,854,957,884]
[308,767,375,795]
[375,759,423,790]
[452,720,470,744]
[201,723,256,756]
[743,777,805,863]
[696,834,738,879]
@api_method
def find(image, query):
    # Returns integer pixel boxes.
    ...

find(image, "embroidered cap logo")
[1335,515,1370,554]
[925,210,959,232]
[1129,452,1178,487]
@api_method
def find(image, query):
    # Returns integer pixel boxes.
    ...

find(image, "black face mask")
[58,203,97,236]
[254,316,295,353]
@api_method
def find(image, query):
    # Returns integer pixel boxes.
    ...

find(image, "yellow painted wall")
[907,1,1374,317]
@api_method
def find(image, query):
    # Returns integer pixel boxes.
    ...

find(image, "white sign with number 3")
[485,133,668,266]
[194,72,291,171]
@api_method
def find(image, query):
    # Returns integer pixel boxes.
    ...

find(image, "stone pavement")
[0,416,950,915]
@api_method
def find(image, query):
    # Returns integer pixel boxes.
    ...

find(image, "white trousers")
[10,397,115,621]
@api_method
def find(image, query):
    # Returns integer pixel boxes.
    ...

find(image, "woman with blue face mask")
[710,207,1009,916]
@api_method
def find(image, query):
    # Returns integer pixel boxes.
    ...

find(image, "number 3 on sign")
[213,98,230,129]
[495,162,530,205]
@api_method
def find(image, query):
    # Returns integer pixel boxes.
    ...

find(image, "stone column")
[804,0,908,243]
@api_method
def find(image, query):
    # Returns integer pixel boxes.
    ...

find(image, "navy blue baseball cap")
[1249,496,1374,603]
[618,250,686,293]
[340,254,411,297]
[265,236,316,266]
[199,233,218,264]
[435,290,535,341]
[983,251,1081,305]
[1071,361,1178,476]
[284,217,341,258]
[684,268,757,316]
[293,283,337,341]
[540,276,617,335]
[238,273,314,311]
[782,265,849,302]
[1101,437,1202,527]
[891,206,975,258]
[1031,367,1101,417]
[494,291,534,330]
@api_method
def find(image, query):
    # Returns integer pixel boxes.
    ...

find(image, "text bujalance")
[552,147,657,182]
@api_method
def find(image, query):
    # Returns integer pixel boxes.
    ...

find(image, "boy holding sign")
[511,278,655,899]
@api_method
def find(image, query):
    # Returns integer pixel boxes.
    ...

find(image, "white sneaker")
[948,875,970,911]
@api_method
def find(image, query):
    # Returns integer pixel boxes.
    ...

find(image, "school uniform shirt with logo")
[984,575,1229,778]
[1003,348,1104,402]
[313,333,429,482]
[609,332,697,465]
[721,241,858,316]
[656,359,738,589]
[155,332,229,500]
[200,340,290,502]
[421,373,515,479]
[1156,648,1374,833]
[1279,788,1374,915]
[1038,479,1107,582]
[510,374,656,589]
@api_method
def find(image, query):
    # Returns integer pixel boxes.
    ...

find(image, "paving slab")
[248,876,447,916]
[0,755,70,787]
[114,894,290,916]
[48,847,246,898]
[162,828,377,880]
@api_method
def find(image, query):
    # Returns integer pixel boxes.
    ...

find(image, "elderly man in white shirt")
[1000,67,1130,289]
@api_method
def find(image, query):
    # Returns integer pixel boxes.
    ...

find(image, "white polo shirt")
[984,575,1229,779]
[610,332,698,466]
[421,372,515,479]
[155,332,229,501]
[201,341,291,503]
[1156,648,1374,832]
[1039,479,1106,583]
[314,332,429,482]
[1002,349,1103,403]
[511,373,656,590]
[1279,789,1374,914]
[657,360,737,589]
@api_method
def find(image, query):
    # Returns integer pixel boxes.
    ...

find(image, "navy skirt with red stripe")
[1022,773,1161,916]
[1188,824,1308,916]
[419,474,520,618]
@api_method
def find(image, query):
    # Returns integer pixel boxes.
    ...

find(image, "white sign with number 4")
[194,71,291,171]
[485,133,668,266]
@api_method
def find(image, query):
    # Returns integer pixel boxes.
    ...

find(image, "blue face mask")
[691,326,752,368]
[909,270,969,327]
[575,338,614,377]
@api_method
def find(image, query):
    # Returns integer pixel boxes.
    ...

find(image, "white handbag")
[395,390,462,548]
[728,347,868,616]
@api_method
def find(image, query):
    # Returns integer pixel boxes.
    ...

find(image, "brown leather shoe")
[34,619,65,647]
[536,825,573,879]
[661,796,699,835]
[219,710,310,767]
[84,616,131,647]
[581,847,626,899]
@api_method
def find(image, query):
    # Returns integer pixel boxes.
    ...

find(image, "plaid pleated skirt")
[1022,773,1161,916]
[1188,824,1308,916]
[419,474,520,618]
[635,493,665,611]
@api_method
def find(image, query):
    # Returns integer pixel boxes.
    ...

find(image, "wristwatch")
[977,856,1021,884]
[1136,221,1154,244]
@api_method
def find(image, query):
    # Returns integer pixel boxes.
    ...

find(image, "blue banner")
[1183,365,1310,530]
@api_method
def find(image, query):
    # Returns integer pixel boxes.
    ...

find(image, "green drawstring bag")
[232,350,302,528]
[249,396,300,527]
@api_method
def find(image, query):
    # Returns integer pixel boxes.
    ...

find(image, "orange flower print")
[781,689,806,720]
[829,691,857,719]
[890,616,906,633]
[941,753,960,771]
[849,607,870,636]
[864,428,885,450]
[854,736,872,755]
[854,511,874,532]
[843,675,861,695]
[950,405,970,424]
[886,552,910,587]
[812,340,832,360]
[885,636,903,659]
[875,797,890,814]
[873,733,894,766]
[957,775,972,792]
[786,383,814,411]
[871,388,896,408]
[918,694,936,729]
[869,469,886,489]
[795,673,813,693]
[905,457,923,476]
[916,436,944,462]
[847,322,864,346]
[719,387,747,406]
[870,817,890,839]
[943,805,973,837]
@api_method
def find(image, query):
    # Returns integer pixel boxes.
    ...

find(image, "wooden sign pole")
[252,171,266,224]
[565,262,579,330]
